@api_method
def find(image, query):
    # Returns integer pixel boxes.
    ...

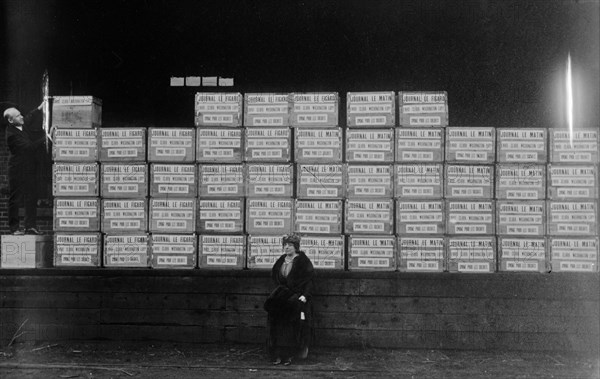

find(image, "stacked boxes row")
[495,128,546,273]
[241,93,343,269]
[444,127,496,273]
[51,96,102,268]
[51,93,598,272]
[344,92,396,271]
[546,130,599,272]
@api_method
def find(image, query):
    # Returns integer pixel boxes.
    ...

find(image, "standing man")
[3,103,45,235]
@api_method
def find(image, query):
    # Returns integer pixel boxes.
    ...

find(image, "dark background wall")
[1,0,599,232]
[2,0,599,127]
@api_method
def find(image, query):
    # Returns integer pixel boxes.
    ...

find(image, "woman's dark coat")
[265,251,314,355]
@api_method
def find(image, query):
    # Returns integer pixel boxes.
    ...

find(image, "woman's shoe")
[272,357,282,365]
[298,347,309,359]
[283,357,293,366]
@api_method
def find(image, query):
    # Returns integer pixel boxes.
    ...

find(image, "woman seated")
[264,233,314,366]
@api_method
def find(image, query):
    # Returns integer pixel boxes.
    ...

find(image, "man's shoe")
[12,229,25,235]
[24,228,42,235]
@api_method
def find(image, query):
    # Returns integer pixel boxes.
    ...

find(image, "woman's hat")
[282,233,301,250]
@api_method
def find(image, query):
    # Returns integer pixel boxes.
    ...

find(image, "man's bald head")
[3,108,24,126]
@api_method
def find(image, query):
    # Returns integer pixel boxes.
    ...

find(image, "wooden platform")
[0,270,598,352]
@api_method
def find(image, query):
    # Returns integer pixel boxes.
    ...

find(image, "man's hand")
[299,295,306,303]
[37,102,44,111]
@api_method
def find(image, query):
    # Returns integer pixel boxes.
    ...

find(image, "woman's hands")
[298,295,306,303]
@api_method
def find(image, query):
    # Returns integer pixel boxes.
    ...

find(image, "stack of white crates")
[396,91,448,272]
[445,126,497,273]
[243,93,293,269]
[100,127,151,268]
[547,129,599,272]
[52,96,102,267]
[345,92,396,271]
[195,93,246,269]
[496,128,548,272]
[146,127,196,269]
[293,93,345,270]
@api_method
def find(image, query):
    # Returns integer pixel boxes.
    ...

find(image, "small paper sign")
[170,77,184,86]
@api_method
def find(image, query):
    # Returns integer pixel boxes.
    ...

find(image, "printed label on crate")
[398,237,445,271]
[295,127,343,162]
[297,164,344,198]
[101,164,147,197]
[395,164,443,198]
[100,128,146,160]
[104,234,149,267]
[497,201,545,236]
[501,260,544,271]
[548,165,598,200]
[53,129,98,161]
[53,96,101,105]
[150,199,196,233]
[550,130,599,163]
[346,129,394,162]
[404,260,443,271]
[246,164,293,197]
[196,128,243,162]
[398,91,448,127]
[347,92,395,127]
[244,93,289,126]
[102,199,147,232]
[295,200,342,234]
[198,199,244,233]
[198,164,244,197]
[248,235,283,268]
[550,237,598,272]
[195,92,243,127]
[244,127,291,161]
[447,201,495,235]
[396,128,444,162]
[445,127,495,163]
[496,164,546,200]
[151,234,196,268]
[497,128,547,162]
[499,238,546,260]
[54,198,100,230]
[346,165,393,197]
[150,164,197,197]
[455,262,492,272]
[345,200,394,234]
[54,233,101,267]
[301,235,344,269]
[555,261,597,272]
[246,199,293,234]
[447,237,496,272]
[445,165,494,198]
[53,163,99,196]
[148,128,195,161]
[291,92,338,126]
[348,236,395,270]
[52,96,102,128]
[548,201,597,235]
[198,235,245,268]
[399,237,445,260]
[397,201,444,234]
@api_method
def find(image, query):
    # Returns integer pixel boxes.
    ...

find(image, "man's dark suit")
[5,108,44,232]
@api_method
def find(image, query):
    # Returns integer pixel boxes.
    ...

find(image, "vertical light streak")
[566,53,573,147]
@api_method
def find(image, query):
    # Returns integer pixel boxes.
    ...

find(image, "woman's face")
[283,242,297,255]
